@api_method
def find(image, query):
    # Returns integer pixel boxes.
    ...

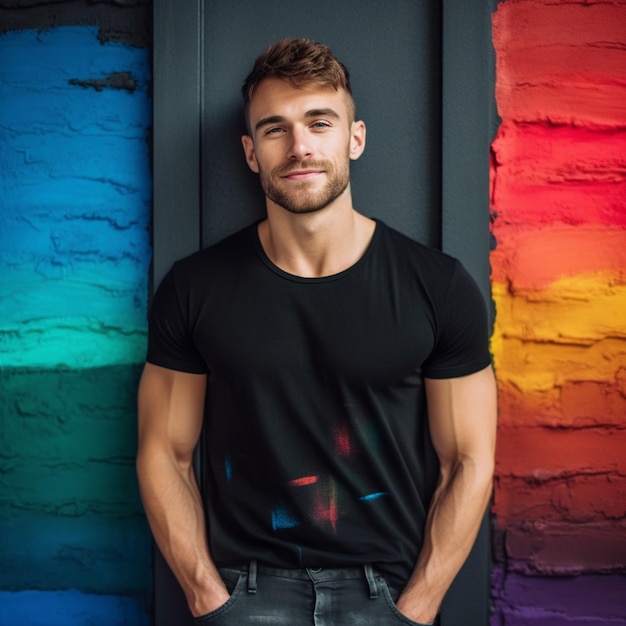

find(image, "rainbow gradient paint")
[489,2,626,624]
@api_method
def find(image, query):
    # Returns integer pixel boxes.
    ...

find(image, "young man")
[137,38,496,625]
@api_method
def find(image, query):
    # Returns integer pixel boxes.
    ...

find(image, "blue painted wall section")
[0,26,152,625]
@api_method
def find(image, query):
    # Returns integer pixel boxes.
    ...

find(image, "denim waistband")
[220,560,380,598]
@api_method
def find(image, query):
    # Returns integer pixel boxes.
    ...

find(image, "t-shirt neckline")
[253,219,382,283]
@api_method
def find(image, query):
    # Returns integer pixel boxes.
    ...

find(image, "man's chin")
[267,190,335,215]
[263,176,349,216]
[275,201,330,215]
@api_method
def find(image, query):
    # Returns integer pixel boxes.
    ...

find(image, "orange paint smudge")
[491,229,626,291]
[496,379,626,429]
[492,335,625,396]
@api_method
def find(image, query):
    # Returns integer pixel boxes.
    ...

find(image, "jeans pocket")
[377,575,435,626]
[193,572,246,623]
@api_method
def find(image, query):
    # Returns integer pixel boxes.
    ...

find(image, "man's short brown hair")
[242,38,356,124]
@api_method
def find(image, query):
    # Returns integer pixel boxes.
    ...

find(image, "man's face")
[241,78,365,215]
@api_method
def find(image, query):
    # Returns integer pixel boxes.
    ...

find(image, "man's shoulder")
[376,219,459,270]
[173,221,258,270]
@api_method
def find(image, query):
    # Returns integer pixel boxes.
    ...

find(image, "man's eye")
[265,127,284,135]
[311,121,331,129]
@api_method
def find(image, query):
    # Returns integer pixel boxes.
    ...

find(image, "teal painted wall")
[0,25,152,625]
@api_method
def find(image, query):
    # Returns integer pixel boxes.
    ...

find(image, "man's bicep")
[138,363,207,461]
[424,365,497,469]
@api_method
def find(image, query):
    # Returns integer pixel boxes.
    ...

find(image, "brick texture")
[0,22,152,625]
[489,1,626,623]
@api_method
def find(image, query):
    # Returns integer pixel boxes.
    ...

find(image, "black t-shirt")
[147,219,491,587]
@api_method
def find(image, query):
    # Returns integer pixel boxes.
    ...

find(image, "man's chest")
[191,275,437,386]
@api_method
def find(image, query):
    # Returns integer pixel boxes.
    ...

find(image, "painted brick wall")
[0,12,152,626]
[489,1,626,624]
[4,2,625,625]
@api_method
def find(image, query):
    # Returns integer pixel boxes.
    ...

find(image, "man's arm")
[136,362,229,617]
[396,364,497,624]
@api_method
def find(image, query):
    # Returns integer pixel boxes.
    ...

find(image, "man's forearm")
[396,457,493,623]
[136,449,229,616]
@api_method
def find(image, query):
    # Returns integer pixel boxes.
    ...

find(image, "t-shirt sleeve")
[422,260,491,379]
[146,264,208,374]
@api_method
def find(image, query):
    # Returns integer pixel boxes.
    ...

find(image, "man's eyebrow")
[255,115,286,132]
[305,108,341,119]
[254,108,341,132]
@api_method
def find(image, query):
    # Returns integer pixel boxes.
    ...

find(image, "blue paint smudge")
[271,507,299,531]
[359,492,388,502]
[224,457,232,482]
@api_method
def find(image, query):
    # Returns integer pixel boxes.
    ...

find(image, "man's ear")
[349,120,366,161]
[241,135,259,173]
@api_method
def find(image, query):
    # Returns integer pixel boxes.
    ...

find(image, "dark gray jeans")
[193,561,437,626]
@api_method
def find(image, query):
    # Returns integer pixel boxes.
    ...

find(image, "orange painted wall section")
[489,1,626,623]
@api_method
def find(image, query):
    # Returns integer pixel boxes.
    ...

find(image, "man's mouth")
[277,162,327,180]
[282,169,324,180]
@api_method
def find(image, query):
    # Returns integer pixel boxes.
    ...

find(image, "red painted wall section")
[489,1,626,624]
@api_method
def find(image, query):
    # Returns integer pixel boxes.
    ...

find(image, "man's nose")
[287,126,313,160]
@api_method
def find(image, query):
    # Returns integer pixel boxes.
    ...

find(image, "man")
[137,38,496,625]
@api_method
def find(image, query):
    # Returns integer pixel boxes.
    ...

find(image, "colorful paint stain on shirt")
[312,477,339,534]
[360,492,388,502]
[288,476,319,487]
[334,422,356,457]
[271,506,299,531]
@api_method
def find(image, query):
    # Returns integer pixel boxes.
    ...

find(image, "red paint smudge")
[496,426,626,478]
[493,474,626,525]
[491,123,626,230]
[288,476,318,487]
[313,477,338,534]
[334,422,355,457]
[492,2,626,125]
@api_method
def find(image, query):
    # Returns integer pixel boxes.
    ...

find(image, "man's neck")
[258,203,376,278]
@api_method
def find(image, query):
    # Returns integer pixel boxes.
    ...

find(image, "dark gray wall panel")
[153,2,496,625]
[200,0,442,248]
